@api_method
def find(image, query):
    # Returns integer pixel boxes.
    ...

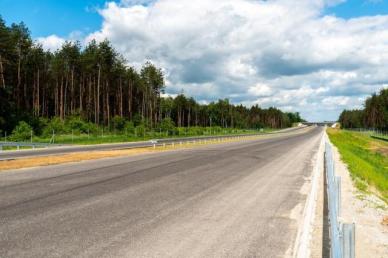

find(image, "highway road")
[0,126,323,258]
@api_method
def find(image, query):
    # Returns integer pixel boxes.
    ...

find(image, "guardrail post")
[336,176,341,216]
[0,144,2,152]
[342,223,355,258]
[17,144,20,150]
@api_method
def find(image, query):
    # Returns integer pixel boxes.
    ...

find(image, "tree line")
[0,17,304,136]
[339,88,388,130]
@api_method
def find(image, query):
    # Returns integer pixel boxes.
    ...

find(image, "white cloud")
[248,83,272,97]
[322,96,350,106]
[36,35,65,52]
[36,30,86,52]
[50,0,388,121]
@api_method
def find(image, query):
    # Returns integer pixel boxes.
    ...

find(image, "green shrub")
[135,124,145,137]
[112,116,127,131]
[188,126,204,136]
[11,121,33,141]
[66,116,89,133]
[159,117,175,135]
[28,116,48,136]
[212,126,222,133]
[42,117,65,137]
[85,122,98,135]
[124,121,135,135]
[177,127,187,136]
[132,113,143,126]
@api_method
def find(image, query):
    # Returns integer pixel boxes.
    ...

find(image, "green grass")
[1,146,37,151]
[371,134,388,141]
[24,128,275,145]
[327,128,388,202]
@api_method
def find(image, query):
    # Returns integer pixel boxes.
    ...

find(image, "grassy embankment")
[1,127,276,150]
[327,128,388,202]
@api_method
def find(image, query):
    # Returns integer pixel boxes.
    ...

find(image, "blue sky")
[0,0,116,38]
[1,0,387,38]
[326,0,388,18]
[1,0,388,121]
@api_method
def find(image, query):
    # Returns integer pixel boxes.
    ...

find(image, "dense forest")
[339,88,388,130]
[0,17,303,139]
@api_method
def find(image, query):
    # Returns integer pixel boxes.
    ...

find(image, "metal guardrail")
[0,126,307,153]
[325,140,355,258]
[0,142,52,151]
[0,134,264,159]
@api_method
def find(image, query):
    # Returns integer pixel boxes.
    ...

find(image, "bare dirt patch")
[370,146,388,156]
[0,147,155,171]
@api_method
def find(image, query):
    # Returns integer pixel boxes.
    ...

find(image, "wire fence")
[325,140,355,258]
[346,128,388,136]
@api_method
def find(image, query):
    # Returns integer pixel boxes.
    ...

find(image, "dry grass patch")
[0,147,156,171]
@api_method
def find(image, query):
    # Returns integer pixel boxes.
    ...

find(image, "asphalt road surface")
[0,126,323,258]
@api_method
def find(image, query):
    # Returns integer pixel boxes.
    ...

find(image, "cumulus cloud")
[62,0,388,120]
[36,30,86,52]
[36,35,65,52]
[248,83,273,97]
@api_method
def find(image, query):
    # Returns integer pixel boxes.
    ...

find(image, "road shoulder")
[331,142,388,257]
[292,131,325,257]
